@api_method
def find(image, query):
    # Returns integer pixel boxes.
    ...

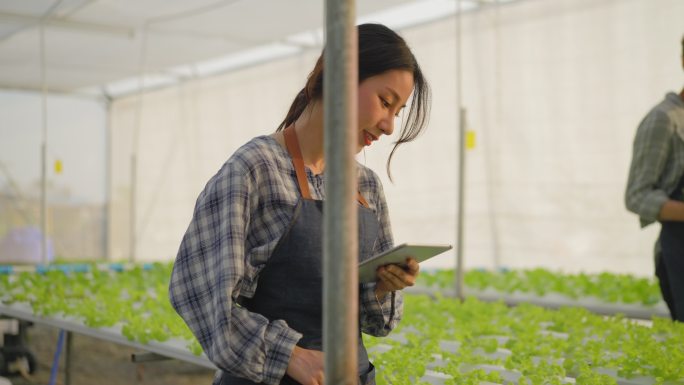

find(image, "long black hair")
[277,23,431,179]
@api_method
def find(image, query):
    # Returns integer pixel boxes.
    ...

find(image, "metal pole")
[65,331,73,385]
[104,97,112,262]
[323,0,357,384]
[490,0,502,268]
[130,154,136,262]
[130,24,148,263]
[39,23,48,265]
[456,108,466,302]
[454,0,466,301]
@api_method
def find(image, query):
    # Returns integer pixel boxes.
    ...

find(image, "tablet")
[358,243,452,284]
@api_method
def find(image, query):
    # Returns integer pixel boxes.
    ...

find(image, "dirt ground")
[3,323,216,385]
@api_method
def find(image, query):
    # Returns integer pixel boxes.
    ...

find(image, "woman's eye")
[380,97,390,108]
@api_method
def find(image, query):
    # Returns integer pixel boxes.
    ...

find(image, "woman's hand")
[374,257,419,299]
[286,346,324,385]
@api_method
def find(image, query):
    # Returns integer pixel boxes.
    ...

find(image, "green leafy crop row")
[364,296,684,385]
[1,263,682,384]
[0,263,203,355]
[365,294,684,384]
[416,268,663,306]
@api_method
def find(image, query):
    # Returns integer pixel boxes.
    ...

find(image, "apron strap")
[283,125,370,208]
[357,191,370,208]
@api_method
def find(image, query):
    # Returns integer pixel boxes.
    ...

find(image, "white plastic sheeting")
[0,90,107,261]
[108,0,683,275]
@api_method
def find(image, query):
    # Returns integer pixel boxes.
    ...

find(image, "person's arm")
[286,347,324,385]
[658,199,684,221]
[625,110,674,225]
[359,171,403,337]
[169,162,301,385]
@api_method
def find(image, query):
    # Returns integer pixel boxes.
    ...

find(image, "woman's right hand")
[286,346,324,385]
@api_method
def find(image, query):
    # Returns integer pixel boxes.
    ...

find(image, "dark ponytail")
[277,89,309,131]
[278,23,431,180]
[277,55,324,131]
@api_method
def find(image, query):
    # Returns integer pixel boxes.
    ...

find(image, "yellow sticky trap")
[466,130,476,150]
[54,159,63,174]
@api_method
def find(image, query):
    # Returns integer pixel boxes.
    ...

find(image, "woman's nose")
[379,114,395,136]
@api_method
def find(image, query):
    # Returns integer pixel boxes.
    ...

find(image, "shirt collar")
[666,91,684,107]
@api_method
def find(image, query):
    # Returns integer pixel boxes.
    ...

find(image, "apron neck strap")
[357,189,370,208]
[283,125,370,208]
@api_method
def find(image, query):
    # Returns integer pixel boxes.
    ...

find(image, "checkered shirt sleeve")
[625,93,684,227]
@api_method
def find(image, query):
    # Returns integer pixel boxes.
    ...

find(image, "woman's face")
[356,69,414,153]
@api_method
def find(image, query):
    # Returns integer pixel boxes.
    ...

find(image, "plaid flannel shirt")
[626,92,684,227]
[169,135,401,384]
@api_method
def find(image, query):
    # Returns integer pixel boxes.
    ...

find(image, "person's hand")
[375,257,419,298]
[286,346,324,385]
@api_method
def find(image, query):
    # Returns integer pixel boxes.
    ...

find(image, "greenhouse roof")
[0,0,516,99]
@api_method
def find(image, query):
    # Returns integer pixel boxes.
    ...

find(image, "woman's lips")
[364,131,378,146]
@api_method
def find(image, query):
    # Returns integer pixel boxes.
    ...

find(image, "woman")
[170,23,431,385]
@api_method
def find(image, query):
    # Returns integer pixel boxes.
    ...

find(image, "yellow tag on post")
[466,130,476,150]
[54,159,63,174]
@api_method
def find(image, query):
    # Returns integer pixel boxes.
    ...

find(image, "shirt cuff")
[262,320,302,385]
[362,283,388,314]
[640,191,669,226]
[360,283,399,336]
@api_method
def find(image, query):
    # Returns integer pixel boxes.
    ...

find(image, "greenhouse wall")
[0,90,107,261]
[108,0,683,275]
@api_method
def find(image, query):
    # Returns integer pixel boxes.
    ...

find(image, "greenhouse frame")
[1,0,683,384]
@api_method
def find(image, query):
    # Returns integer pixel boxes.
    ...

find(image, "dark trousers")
[656,222,684,322]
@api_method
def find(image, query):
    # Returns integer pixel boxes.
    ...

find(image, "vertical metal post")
[39,23,49,265]
[456,108,466,302]
[104,97,112,261]
[65,331,73,385]
[490,0,502,269]
[40,145,48,263]
[130,154,136,262]
[323,0,358,384]
[130,24,148,264]
[454,0,466,301]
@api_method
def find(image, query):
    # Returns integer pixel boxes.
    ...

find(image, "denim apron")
[220,126,379,384]
[657,172,684,321]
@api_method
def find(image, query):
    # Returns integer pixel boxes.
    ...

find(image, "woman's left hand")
[374,257,419,299]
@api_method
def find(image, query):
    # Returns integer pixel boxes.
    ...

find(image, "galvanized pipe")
[454,0,466,301]
[39,23,48,265]
[323,0,358,383]
[456,107,466,302]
